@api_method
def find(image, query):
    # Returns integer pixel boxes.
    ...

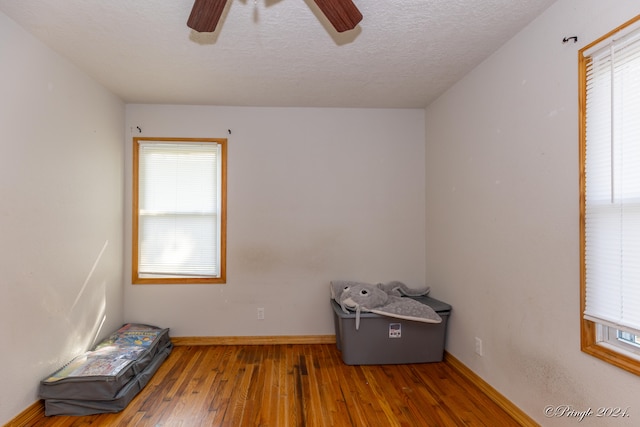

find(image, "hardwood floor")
[17,344,523,426]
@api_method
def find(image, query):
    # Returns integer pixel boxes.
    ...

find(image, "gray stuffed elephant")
[331,280,442,330]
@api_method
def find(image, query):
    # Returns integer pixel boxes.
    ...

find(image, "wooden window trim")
[579,14,640,376]
[132,137,227,285]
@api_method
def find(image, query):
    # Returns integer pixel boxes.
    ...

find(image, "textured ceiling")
[0,0,558,108]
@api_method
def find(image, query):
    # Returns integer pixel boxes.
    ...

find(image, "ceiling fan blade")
[187,0,229,33]
[313,0,362,32]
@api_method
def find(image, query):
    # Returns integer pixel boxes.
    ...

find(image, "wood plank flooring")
[19,344,522,426]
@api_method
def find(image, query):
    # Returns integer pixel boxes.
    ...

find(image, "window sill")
[581,319,640,376]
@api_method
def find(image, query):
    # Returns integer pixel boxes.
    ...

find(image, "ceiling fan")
[187,0,362,33]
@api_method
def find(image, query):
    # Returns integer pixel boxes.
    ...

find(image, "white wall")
[0,12,125,425]
[425,0,640,425]
[125,105,426,337]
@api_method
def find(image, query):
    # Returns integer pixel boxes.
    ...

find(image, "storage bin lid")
[407,296,451,313]
[331,295,451,318]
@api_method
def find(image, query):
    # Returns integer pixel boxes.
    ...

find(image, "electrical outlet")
[475,337,483,356]
[257,307,265,320]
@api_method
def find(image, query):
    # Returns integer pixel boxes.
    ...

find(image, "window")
[580,15,640,374]
[132,137,226,284]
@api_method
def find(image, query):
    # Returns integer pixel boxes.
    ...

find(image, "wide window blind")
[138,141,221,278]
[583,22,640,333]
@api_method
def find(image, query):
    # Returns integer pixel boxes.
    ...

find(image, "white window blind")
[137,141,221,278]
[583,22,640,333]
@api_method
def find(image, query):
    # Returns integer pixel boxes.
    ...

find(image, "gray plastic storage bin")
[332,296,451,365]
